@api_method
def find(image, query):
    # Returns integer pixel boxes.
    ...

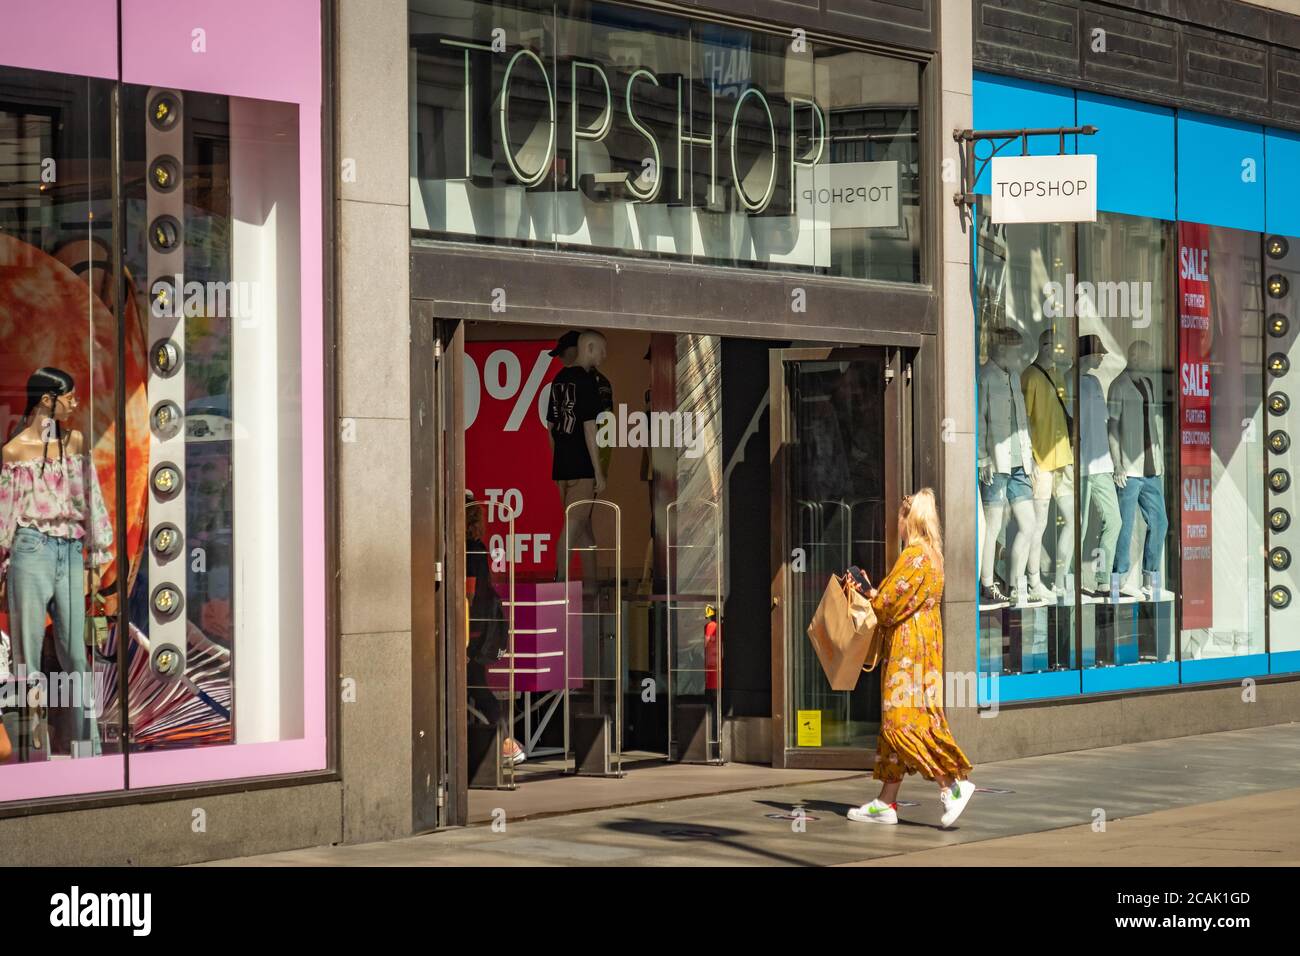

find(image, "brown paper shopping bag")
[806,574,879,691]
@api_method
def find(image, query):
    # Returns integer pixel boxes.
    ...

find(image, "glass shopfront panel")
[460,324,724,776]
[974,213,1078,681]
[0,60,321,803]
[974,199,1289,698]
[974,204,1208,699]
[1076,214,1178,681]
[409,0,923,281]
[0,67,125,796]
[1176,225,1266,672]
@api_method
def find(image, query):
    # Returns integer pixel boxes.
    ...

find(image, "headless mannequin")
[1024,335,1075,597]
[979,341,1037,602]
[1108,340,1168,597]
[551,331,608,589]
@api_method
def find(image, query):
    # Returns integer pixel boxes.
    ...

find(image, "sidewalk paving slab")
[204,723,1300,867]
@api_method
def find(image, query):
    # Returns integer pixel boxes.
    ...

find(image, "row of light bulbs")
[1266,235,1293,610]
[147,90,185,639]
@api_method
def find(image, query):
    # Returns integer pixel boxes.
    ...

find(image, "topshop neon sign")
[438,37,827,214]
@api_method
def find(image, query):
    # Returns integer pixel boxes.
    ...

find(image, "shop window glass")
[461,325,724,771]
[0,67,123,790]
[118,86,305,757]
[409,0,923,282]
[974,204,1078,680]
[1075,214,1178,670]
[1175,224,1266,662]
[0,64,310,803]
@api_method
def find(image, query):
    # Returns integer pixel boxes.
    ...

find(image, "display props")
[464,341,568,579]
[1178,222,1213,628]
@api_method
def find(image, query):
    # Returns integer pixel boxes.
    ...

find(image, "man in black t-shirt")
[546,330,608,582]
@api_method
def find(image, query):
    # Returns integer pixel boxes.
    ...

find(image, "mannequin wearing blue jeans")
[7,526,100,756]
[1113,477,1168,578]
[1107,341,1169,588]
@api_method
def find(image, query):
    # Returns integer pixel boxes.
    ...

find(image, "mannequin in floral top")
[846,489,976,829]
[0,368,114,759]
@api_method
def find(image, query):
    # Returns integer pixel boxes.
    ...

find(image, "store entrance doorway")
[769,347,909,769]
[448,321,728,801]
[423,318,914,826]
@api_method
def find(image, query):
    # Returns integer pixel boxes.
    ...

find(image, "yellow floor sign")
[796,710,821,747]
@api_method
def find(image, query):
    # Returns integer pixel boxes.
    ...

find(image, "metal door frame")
[411,308,466,829]
[768,345,912,770]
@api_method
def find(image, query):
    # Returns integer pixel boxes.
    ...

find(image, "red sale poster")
[1178,222,1213,628]
[464,341,566,580]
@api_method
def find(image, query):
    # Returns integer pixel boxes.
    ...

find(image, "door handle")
[771,595,780,609]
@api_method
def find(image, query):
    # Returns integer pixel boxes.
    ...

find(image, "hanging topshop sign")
[990,154,1097,224]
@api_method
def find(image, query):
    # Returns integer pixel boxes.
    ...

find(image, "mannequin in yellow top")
[1020,330,1075,602]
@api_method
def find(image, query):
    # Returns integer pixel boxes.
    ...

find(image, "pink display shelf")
[486,582,584,693]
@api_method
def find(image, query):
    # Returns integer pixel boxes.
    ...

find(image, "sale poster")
[464,341,566,580]
[1178,222,1213,628]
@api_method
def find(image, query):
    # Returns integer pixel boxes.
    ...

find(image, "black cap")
[1078,334,1108,358]
[548,330,581,357]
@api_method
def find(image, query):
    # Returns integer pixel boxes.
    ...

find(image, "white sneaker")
[939,780,975,828]
[1026,582,1054,604]
[847,799,898,825]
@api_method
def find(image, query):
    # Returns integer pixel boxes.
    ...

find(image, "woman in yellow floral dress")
[847,489,976,828]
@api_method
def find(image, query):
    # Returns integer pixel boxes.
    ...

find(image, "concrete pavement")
[206,723,1300,866]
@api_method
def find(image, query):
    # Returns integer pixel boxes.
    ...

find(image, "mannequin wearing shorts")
[978,330,1037,605]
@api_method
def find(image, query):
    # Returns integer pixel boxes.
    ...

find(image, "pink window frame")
[0,0,327,802]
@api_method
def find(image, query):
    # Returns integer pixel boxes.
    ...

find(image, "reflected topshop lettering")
[438,36,822,215]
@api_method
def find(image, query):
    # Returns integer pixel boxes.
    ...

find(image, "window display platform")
[979,597,1177,703]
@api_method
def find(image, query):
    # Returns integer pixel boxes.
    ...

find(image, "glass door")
[770,347,902,766]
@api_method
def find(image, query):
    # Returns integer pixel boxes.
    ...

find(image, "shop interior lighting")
[151,338,181,376]
[148,91,180,131]
[151,400,183,436]
[151,523,183,559]
[148,215,181,253]
[152,584,183,618]
[1271,508,1292,533]
[150,462,182,498]
[150,641,184,678]
[149,155,180,193]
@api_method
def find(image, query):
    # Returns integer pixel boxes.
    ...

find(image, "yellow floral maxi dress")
[869,544,973,783]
